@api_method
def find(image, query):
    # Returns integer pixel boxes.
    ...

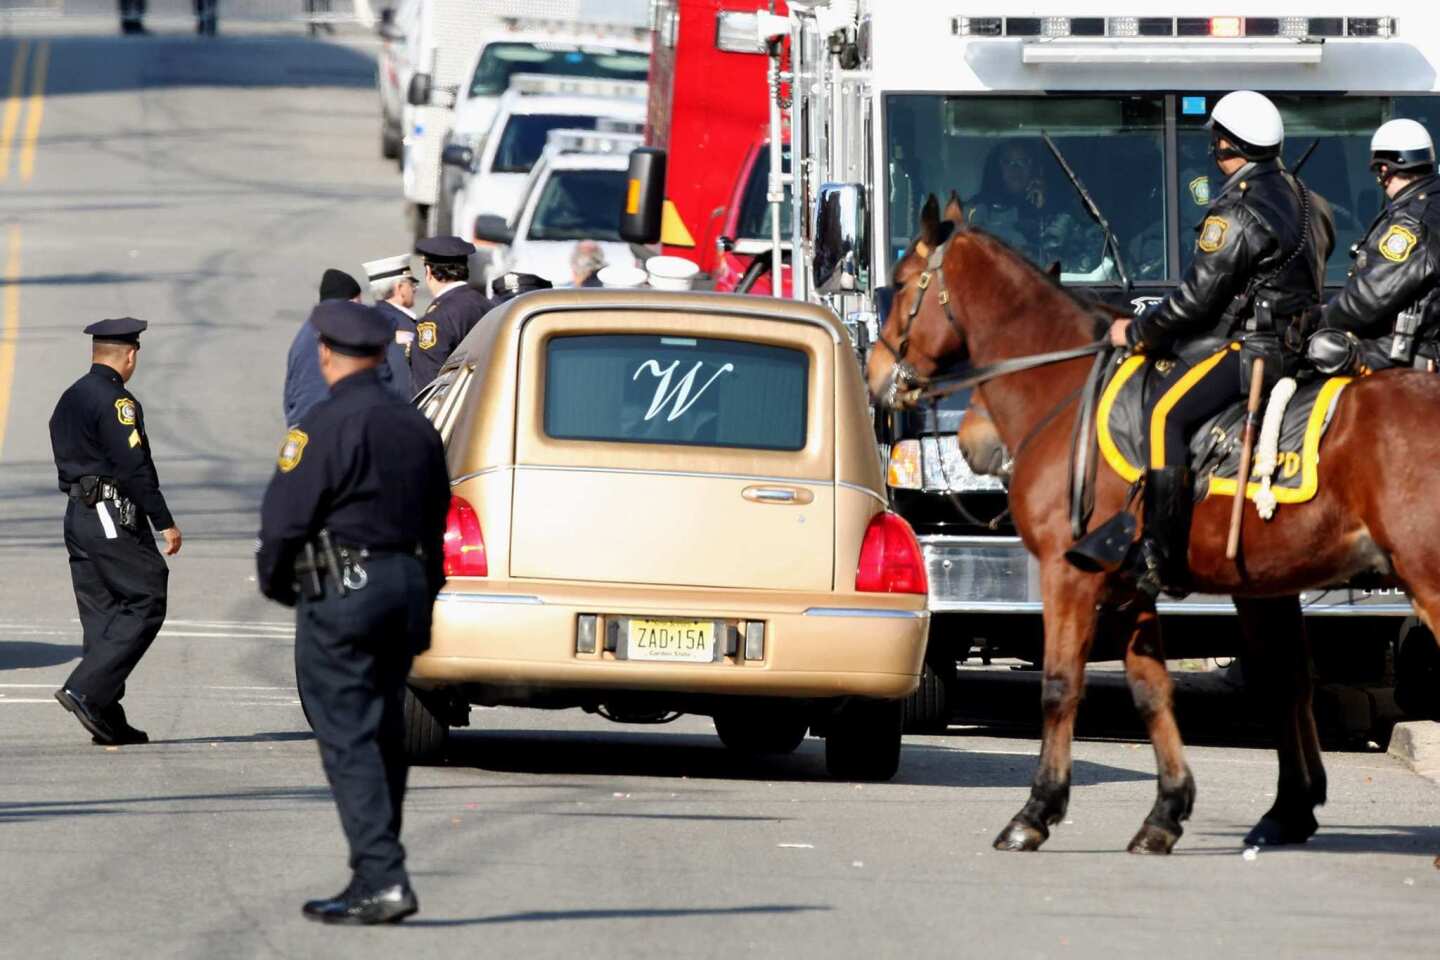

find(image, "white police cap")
[597,264,649,288]
[361,254,413,283]
[645,255,701,291]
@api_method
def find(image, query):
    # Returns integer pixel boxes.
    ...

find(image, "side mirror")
[813,182,869,295]
[620,147,667,245]
[441,143,474,170]
[407,72,432,107]
[715,235,736,255]
[473,215,514,246]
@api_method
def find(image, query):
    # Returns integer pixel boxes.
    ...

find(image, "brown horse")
[868,194,1440,854]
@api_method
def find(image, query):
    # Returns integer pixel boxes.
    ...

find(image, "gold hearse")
[410,289,929,780]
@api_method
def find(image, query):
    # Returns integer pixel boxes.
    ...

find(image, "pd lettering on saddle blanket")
[1097,353,1350,513]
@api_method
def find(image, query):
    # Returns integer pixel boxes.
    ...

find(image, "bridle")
[873,237,967,409]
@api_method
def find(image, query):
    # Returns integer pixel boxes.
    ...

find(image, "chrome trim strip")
[803,607,927,619]
[515,463,833,487]
[522,301,844,345]
[837,480,887,507]
[436,592,544,605]
[450,465,513,486]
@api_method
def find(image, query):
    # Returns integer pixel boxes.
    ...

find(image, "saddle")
[1095,353,1350,507]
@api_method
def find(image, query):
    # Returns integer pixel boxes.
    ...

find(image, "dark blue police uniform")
[256,300,450,925]
[50,317,173,746]
[409,236,496,390]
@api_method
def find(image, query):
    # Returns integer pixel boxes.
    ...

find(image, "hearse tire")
[1395,623,1440,720]
[902,660,951,733]
[825,698,903,781]
[714,709,808,755]
[403,685,448,764]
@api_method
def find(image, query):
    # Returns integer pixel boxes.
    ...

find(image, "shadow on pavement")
[0,783,473,823]
[406,904,830,928]
[0,641,80,669]
[0,35,376,97]
[149,730,314,745]
[441,728,1152,788]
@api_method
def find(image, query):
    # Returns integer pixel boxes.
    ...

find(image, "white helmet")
[1207,90,1284,160]
[1371,118,1435,172]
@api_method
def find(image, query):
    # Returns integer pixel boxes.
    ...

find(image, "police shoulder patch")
[1188,176,1210,207]
[1378,223,1419,263]
[1197,216,1229,253]
[277,428,309,473]
[115,397,137,426]
[416,321,438,351]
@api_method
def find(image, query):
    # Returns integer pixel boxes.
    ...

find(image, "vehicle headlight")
[887,437,1007,493]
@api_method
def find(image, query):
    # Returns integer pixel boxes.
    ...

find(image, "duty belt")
[66,475,138,530]
[292,530,423,599]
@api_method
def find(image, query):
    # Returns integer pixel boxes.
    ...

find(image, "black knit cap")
[318,268,362,302]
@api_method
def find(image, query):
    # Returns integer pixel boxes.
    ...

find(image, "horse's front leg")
[994,559,1101,852]
[1121,600,1196,854]
[1235,595,1325,846]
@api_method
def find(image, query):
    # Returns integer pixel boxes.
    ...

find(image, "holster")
[1239,300,1292,394]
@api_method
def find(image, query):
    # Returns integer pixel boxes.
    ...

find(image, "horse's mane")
[955,225,1123,330]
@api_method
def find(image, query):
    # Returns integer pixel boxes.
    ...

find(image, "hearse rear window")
[544,334,808,451]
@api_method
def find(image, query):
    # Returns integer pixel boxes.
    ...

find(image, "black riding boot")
[1134,467,1195,599]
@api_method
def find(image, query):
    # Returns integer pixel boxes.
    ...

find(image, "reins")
[902,340,1109,405]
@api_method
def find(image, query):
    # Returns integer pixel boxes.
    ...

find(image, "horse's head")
[866,193,969,409]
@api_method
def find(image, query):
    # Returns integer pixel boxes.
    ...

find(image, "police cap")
[489,271,553,301]
[362,253,414,283]
[415,236,477,264]
[309,300,391,357]
[84,316,148,345]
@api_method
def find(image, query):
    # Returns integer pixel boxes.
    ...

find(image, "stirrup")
[1064,512,1138,574]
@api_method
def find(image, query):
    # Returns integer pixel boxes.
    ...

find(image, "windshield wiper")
[1040,131,1133,294]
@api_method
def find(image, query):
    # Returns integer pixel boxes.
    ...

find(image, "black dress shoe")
[55,689,119,745]
[92,704,148,745]
[303,883,418,925]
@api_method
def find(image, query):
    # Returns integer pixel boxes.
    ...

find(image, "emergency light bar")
[952,15,1395,39]
[501,17,648,43]
[544,128,644,156]
[507,74,648,101]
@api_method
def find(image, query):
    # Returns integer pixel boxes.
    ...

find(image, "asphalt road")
[0,26,1437,960]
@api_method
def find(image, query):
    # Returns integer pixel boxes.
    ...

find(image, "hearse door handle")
[742,485,814,505]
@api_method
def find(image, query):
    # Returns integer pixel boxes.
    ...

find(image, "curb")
[1387,720,1440,784]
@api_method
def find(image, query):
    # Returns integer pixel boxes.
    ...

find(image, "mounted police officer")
[408,236,497,391]
[1310,119,1440,375]
[50,318,182,745]
[257,300,450,925]
[1088,91,1334,597]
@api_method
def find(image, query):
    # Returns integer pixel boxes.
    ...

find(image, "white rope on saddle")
[1252,376,1298,520]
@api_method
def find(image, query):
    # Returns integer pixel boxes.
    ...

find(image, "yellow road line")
[0,41,30,182]
[18,40,48,183]
[0,226,20,459]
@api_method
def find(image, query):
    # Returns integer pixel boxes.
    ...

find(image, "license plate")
[626,619,715,663]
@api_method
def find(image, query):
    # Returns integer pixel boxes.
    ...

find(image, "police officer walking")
[1312,119,1440,374]
[257,300,450,925]
[1089,91,1334,597]
[409,236,496,391]
[50,318,182,745]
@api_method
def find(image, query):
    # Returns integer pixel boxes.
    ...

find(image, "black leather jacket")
[1128,159,1335,355]
[1320,174,1440,355]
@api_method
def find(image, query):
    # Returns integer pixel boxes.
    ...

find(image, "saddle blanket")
[1096,352,1350,505]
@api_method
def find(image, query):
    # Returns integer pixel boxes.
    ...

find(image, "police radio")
[1390,304,1422,364]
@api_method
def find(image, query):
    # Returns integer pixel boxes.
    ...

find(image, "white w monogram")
[633,359,736,422]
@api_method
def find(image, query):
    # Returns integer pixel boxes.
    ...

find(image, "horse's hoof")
[993,820,1048,852]
[1244,813,1317,847]
[1126,822,1180,855]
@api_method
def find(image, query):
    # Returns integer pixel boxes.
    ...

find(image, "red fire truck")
[645,0,790,289]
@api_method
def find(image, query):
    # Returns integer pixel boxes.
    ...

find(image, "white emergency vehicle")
[401,3,647,239]
[446,75,646,247]
[433,23,649,235]
[376,0,422,162]
[757,2,1440,709]
[480,129,643,285]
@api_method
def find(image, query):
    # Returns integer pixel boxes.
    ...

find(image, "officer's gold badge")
[1378,224,1418,263]
[277,428,308,473]
[416,321,438,351]
[1197,216,1229,253]
[115,398,137,426]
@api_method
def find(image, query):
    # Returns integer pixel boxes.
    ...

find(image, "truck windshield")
[885,93,1440,287]
[469,43,649,98]
[494,115,600,173]
[528,169,628,241]
[736,146,793,241]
